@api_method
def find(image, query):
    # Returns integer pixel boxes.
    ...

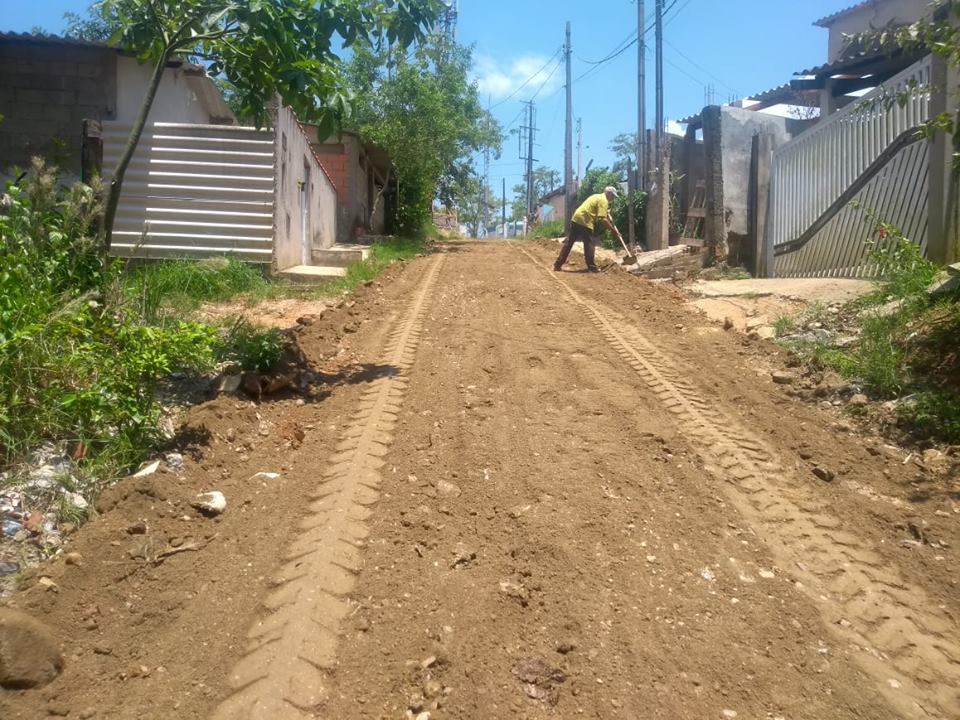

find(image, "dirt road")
[2,241,958,720]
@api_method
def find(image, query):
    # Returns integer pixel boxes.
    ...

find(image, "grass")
[530,219,565,241]
[313,237,427,296]
[773,229,960,444]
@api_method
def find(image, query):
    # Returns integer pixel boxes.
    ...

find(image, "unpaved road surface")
[2,241,959,720]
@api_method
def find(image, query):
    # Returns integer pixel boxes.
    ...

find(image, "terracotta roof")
[813,2,873,28]
[0,30,112,49]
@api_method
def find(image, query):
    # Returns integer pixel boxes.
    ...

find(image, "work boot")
[586,266,600,273]
[553,263,563,272]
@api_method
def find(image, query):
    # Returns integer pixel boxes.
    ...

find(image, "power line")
[490,47,563,109]
[664,37,737,95]
[531,56,563,101]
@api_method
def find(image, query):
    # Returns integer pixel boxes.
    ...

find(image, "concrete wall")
[116,57,233,125]
[825,0,932,63]
[0,38,116,179]
[701,106,800,269]
[274,106,337,270]
[310,130,390,243]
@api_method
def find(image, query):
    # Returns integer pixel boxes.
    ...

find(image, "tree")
[345,35,502,236]
[577,166,646,247]
[63,5,116,41]
[94,0,441,250]
[456,173,497,237]
[609,132,639,179]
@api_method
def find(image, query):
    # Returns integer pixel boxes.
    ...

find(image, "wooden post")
[81,119,103,184]
[749,132,772,277]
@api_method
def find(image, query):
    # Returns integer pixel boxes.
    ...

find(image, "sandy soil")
[1,242,957,720]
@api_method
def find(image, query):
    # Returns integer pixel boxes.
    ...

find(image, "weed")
[899,391,960,444]
[220,319,285,373]
[531,219,565,240]
[773,315,796,338]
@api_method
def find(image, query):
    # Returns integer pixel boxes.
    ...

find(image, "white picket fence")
[769,56,932,278]
[102,121,276,262]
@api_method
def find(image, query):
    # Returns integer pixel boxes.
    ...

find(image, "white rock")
[721,711,738,719]
[251,472,281,481]
[131,460,161,479]
[61,491,88,510]
[192,491,226,516]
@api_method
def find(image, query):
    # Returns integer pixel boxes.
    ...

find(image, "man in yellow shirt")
[554,186,625,273]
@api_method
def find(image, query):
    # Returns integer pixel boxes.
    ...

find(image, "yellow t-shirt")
[571,194,610,232]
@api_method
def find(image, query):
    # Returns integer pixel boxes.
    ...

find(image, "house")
[671,0,948,276]
[539,188,566,224]
[302,127,393,244]
[0,32,234,181]
[816,0,934,65]
[0,32,389,279]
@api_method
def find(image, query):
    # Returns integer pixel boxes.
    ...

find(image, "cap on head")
[604,185,619,198]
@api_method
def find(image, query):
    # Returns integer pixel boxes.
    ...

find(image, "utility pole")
[519,101,537,232]
[637,0,646,192]
[564,21,575,233]
[576,117,583,189]
[482,95,491,237]
[502,178,507,238]
[655,0,664,158]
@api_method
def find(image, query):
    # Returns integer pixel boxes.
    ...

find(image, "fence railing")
[769,56,932,278]
[101,121,276,262]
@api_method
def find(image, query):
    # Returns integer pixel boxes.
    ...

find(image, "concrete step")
[278,265,347,284]
[311,245,370,267]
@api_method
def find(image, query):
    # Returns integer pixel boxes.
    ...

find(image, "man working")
[554,186,625,273]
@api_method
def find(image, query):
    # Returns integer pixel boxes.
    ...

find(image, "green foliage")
[899,391,960,444]
[220,319,284,373]
[773,315,796,338]
[124,257,268,323]
[321,237,427,295]
[0,161,221,474]
[345,36,502,236]
[98,0,440,130]
[576,167,646,247]
[63,5,117,41]
[531,219,565,240]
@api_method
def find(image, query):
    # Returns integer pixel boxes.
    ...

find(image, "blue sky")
[3,0,847,201]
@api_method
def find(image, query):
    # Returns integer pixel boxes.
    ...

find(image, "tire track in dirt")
[210,255,445,720]
[517,245,960,720]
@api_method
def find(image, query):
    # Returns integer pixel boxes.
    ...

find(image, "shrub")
[0,161,220,478]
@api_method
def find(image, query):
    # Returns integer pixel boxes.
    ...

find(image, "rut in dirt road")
[517,244,960,719]
[210,256,445,720]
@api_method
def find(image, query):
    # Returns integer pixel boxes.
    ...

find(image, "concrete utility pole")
[502,178,507,238]
[564,21,575,233]
[637,0,646,192]
[520,101,537,231]
[655,0,664,158]
[576,117,583,189]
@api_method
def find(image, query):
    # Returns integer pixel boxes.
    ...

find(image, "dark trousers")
[554,222,597,269]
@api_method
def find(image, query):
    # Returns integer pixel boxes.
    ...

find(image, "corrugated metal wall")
[102,121,275,262]
[769,56,932,278]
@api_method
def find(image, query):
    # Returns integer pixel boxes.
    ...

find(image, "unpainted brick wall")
[0,39,117,178]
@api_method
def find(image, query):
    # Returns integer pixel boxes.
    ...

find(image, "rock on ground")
[0,608,64,689]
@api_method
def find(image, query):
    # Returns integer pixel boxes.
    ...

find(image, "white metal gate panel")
[769,56,932,278]
[102,121,275,262]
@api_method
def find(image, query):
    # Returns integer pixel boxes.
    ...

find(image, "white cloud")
[473,53,562,101]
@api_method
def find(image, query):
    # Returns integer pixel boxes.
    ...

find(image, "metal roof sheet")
[813,2,873,28]
[0,30,113,49]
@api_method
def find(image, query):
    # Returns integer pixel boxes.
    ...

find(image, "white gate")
[769,56,932,278]
[102,121,275,262]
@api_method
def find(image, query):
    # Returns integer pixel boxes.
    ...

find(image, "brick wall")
[311,143,348,198]
[0,38,117,178]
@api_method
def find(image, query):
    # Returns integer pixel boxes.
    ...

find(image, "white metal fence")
[102,121,276,262]
[769,56,932,278]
